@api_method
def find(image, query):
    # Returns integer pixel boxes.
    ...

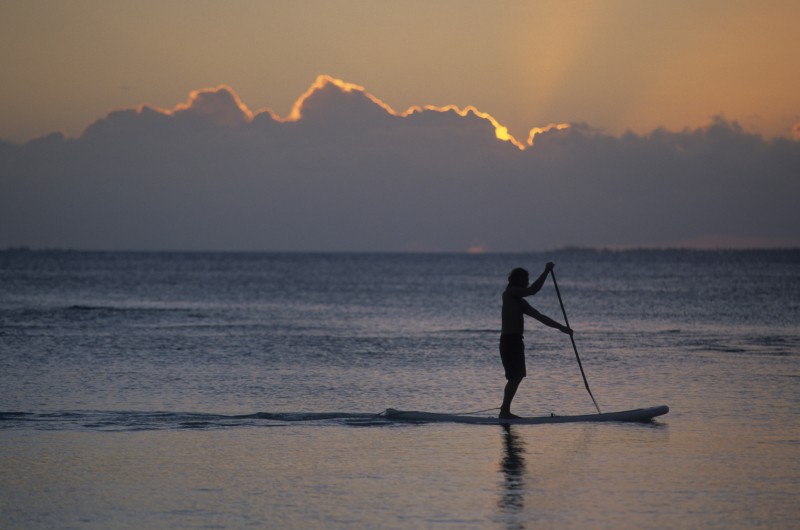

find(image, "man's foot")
[499,410,521,420]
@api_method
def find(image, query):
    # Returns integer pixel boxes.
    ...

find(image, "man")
[500,262,572,419]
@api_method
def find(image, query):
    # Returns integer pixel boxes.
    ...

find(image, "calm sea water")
[1,249,799,529]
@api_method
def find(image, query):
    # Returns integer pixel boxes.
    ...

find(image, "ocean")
[1,249,798,529]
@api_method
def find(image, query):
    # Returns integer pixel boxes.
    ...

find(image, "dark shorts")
[499,334,526,380]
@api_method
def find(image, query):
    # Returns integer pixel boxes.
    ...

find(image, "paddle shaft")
[550,269,602,414]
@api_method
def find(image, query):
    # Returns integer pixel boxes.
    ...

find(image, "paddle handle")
[550,268,602,414]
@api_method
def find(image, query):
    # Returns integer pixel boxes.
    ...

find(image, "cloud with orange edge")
[172,85,254,126]
[278,75,565,150]
[286,76,397,122]
[105,75,566,150]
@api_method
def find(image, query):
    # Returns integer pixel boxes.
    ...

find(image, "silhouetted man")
[500,262,572,419]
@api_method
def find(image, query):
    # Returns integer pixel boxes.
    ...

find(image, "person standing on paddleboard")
[500,262,573,419]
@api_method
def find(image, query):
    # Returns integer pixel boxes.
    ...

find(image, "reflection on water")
[495,423,611,529]
[498,424,527,529]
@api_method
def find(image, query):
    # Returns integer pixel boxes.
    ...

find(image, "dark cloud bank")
[2,79,799,251]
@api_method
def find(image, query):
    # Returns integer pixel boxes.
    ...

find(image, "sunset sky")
[1,0,799,252]
[2,0,798,144]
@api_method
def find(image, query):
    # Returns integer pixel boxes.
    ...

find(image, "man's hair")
[508,267,529,286]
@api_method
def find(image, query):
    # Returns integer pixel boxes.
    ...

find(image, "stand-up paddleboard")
[382,405,669,425]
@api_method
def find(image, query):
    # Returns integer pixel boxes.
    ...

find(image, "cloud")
[285,75,397,123]
[172,85,254,126]
[1,76,799,252]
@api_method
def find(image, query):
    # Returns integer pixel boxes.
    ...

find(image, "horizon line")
[4,245,799,255]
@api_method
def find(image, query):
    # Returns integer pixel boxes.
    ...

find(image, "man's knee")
[506,377,523,387]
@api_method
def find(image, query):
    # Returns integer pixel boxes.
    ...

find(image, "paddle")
[550,268,602,414]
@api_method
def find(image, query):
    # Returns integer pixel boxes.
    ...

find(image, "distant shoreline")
[3,246,799,255]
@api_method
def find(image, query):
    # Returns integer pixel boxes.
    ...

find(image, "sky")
[1,0,799,251]
[3,0,799,144]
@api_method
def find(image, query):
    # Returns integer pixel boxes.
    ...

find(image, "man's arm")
[514,262,554,297]
[529,262,554,293]
[524,301,573,335]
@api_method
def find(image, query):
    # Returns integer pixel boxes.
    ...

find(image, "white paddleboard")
[383,405,669,425]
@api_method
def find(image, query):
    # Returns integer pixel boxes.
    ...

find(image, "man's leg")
[500,377,523,417]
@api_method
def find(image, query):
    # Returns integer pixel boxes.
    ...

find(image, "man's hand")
[562,325,573,336]
[546,262,555,272]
